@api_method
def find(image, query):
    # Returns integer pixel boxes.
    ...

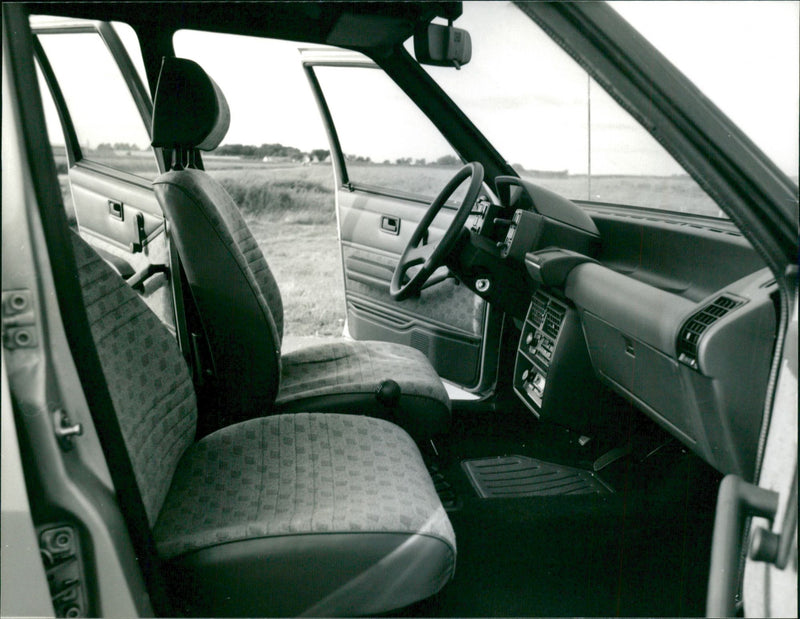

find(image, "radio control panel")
[514,291,567,416]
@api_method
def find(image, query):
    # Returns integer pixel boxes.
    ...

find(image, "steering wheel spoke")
[390,162,484,301]
[406,243,435,266]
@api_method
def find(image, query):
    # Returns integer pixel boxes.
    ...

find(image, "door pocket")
[346,255,395,286]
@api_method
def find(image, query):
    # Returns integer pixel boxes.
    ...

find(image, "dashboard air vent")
[677,294,744,369]
[543,302,567,339]
[529,292,548,328]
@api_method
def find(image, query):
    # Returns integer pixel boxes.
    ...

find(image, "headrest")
[151,57,230,151]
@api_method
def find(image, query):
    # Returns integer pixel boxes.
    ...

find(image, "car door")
[704,281,797,617]
[741,285,798,617]
[302,50,498,391]
[31,17,174,333]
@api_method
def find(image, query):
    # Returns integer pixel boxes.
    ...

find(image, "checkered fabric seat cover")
[152,56,451,440]
[71,230,456,616]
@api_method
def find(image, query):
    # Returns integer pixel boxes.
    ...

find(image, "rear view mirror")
[414,22,471,69]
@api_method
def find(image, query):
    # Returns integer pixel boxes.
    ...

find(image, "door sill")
[443,379,482,401]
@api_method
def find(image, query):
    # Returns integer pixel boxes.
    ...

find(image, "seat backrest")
[151,57,283,426]
[71,232,197,526]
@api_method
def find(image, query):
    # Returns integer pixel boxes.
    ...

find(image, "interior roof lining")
[24,2,461,49]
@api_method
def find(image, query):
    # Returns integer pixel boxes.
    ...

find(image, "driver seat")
[150,57,450,440]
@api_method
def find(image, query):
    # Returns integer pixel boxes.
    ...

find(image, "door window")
[35,62,75,223]
[312,65,467,203]
[36,31,158,180]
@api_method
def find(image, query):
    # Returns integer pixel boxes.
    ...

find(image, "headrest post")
[188,149,202,170]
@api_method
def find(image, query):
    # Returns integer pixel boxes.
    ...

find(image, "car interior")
[3,2,797,618]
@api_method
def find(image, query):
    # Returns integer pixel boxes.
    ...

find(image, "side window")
[173,30,345,345]
[36,31,158,180]
[312,65,467,202]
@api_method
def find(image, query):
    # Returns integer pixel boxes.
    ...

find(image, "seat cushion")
[276,340,451,441]
[154,413,456,617]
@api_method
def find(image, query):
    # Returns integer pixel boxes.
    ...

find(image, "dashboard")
[459,175,776,481]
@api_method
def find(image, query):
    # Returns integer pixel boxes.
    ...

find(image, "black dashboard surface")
[478,178,774,480]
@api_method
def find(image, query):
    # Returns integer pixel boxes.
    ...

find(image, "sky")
[176,1,800,177]
[38,2,799,178]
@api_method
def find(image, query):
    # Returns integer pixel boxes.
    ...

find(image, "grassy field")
[60,156,776,339]
[204,166,346,339]
[209,167,335,225]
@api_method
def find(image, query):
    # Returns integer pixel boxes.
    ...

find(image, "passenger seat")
[71,231,456,617]
[149,57,451,441]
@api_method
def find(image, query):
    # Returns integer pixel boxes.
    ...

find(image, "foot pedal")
[428,464,461,511]
[593,444,633,472]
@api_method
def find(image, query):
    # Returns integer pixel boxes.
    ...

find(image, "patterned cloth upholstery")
[154,412,455,559]
[158,168,284,341]
[276,340,450,438]
[72,234,197,526]
[152,57,451,439]
[71,231,456,615]
[278,340,449,404]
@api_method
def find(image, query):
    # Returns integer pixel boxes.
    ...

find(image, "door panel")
[69,166,164,251]
[33,23,174,331]
[304,50,494,391]
[343,244,484,338]
[68,165,173,329]
[338,189,488,387]
[339,191,450,254]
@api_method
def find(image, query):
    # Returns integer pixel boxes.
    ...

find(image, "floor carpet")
[397,406,721,617]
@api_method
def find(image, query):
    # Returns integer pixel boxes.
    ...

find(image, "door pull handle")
[380,216,400,235]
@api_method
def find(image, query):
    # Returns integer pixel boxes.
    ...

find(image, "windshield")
[411,1,799,216]
[609,1,799,180]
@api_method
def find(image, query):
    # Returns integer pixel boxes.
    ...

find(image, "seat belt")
[168,233,193,367]
[170,244,216,385]
[51,234,176,616]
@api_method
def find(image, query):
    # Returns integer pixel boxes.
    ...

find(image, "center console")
[513,290,598,432]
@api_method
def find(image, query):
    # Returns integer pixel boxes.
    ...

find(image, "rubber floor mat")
[462,455,613,497]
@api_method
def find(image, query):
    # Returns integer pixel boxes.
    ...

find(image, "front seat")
[150,57,450,440]
[71,231,456,616]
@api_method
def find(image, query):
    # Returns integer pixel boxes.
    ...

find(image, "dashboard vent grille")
[677,294,744,369]
[529,292,548,328]
[543,302,567,339]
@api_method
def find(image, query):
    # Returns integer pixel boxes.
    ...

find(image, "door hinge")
[2,290,37,349]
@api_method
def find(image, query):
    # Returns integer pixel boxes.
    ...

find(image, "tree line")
[91,141,466,167]
[213,144,465,167]
[213,143,331,162]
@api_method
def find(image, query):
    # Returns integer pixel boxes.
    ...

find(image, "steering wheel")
[390,162,484,301]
